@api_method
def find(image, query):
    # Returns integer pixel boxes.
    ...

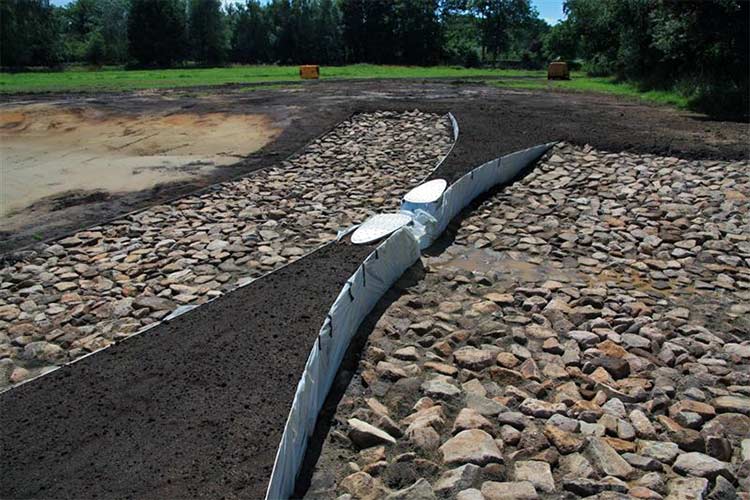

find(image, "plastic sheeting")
[265,227,421,500]
[265,140,556,499]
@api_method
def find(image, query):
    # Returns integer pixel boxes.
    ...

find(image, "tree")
[60,0,130,64]
[127,0,187,66]
[85,30,106,65]
[394,0,443,65]
[99,0,130,64]
[543,18,577,61]
[313,0,343,64]
[339,0,367,62]
[230,0,271,63]
[188,0,227,65]
[471,0,533,61]
[0,0,63,67]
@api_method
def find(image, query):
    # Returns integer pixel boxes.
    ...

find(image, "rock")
[485,292,514,305]
[559,453,595,479]
[563,478,628,496]
[386,478,435,500]
[134,295,175,311]
[637,440,680,464]
[669,400,716,421]
[629,486,664,499]
[340,472,387,500]
[713,396,750,415]
[514,461,555,493]
[481,481,539,500]
[421,376,461,399]
[590,356,630,379]
[519,398,566,418]
[456,488,483,500]
[630,409,658,439]
[707,476,737,500]
[348,418,396,448]
[466,394,506,417]
[376,361,408,380]
[544,424,584,453]
[433,464,481,496]
[22,341,64,363]
[453,346,495,371]
[393,346,418,361]
[452,408,494,434]
[665,477,709,500]
[585,437,635,479]
[0,305,20,321]
[623,453,663,471]
[672,452,733,481]
[439,430,503,466]
[637,472,667,494]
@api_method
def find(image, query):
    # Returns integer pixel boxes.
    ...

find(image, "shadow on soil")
[293,156,543,497]
[293,260,426,498]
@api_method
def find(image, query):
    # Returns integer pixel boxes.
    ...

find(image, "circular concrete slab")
[351,213,412,244]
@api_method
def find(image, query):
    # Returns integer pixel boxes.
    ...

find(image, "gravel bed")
[301,143,750,499]
[0,110,453,389]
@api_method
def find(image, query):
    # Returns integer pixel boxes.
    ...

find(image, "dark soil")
[0,242,373,500]
[2,79,748,253]
[1,79,748,499]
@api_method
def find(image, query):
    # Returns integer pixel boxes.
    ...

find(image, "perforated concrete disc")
[403,179,448,204]
[351,213,412,244]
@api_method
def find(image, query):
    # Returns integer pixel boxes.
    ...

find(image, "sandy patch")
[0,103,280,217]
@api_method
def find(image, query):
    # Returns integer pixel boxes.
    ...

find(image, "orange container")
[547,62,570,80]
[300,65,320,80]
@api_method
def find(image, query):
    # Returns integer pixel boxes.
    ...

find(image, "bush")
[463,49,481,68]
[85,32,106,66]
[583,54,616,77]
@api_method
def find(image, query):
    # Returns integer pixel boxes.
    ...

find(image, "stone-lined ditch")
[0,110,453,389]
[301,143,750,500]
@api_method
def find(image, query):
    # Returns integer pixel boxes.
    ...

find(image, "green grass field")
[0,64,687,109]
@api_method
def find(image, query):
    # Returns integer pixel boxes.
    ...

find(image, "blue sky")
[51,0,566,25]
[533,0,565,25]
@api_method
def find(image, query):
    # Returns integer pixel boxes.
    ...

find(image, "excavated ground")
[0,110,452,388]
[2,79,748,252]
[300,143,750,500]
[0,81,748,499]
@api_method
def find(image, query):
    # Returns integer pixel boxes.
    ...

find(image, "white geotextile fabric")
[411,142,555,249]
[265,140,555,499]
[266,227,421,500]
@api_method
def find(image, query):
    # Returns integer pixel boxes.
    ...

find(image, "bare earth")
[0,103,279,220]
[1,80,747,254]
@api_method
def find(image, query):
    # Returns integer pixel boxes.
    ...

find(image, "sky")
[532,0,565,25]
[51,0,566,25]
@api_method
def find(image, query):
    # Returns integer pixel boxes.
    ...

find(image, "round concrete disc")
[403,179,448,204]
[351,213,412,244]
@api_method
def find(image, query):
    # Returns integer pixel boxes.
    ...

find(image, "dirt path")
[2,80,748,253]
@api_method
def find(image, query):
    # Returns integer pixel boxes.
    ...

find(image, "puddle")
[0,104,281,217]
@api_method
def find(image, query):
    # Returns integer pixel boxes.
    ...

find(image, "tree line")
[544,0,748,115]
[1,0,747,114]
[0,0,550,68]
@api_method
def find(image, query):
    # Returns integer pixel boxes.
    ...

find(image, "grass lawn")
[0,63,688,110]
[0,64,544,93]
[488,74,689,109]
